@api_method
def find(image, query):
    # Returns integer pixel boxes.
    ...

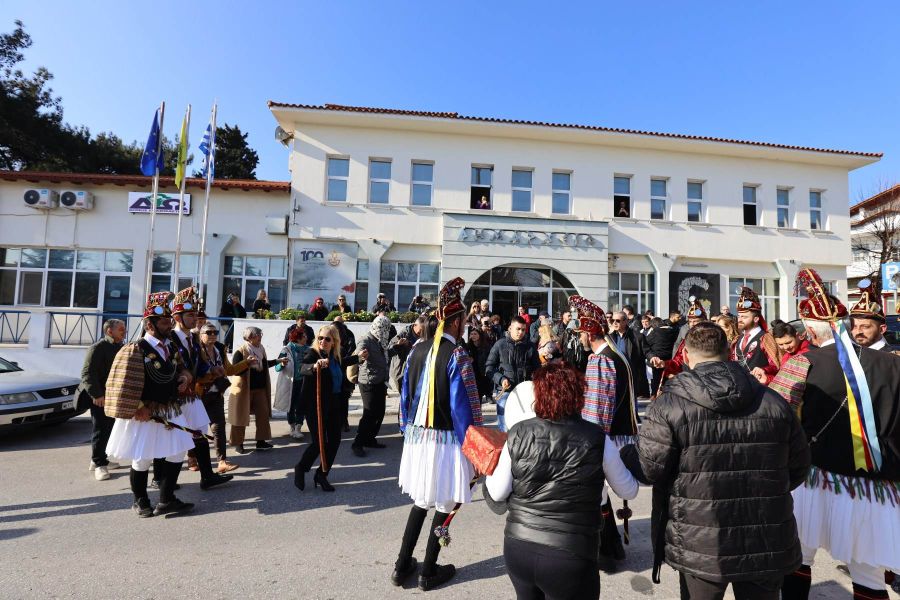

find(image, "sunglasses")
[611,319,622,323]
[202,330,219,335]
[318,336,332,342]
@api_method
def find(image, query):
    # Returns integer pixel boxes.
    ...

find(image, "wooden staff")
[150,415,214,442]
[316,363,328,473]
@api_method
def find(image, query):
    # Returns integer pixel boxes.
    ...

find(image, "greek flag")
[199,120,216,181]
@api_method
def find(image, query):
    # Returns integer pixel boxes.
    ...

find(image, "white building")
[269,102,879,320]
[848,184,900,309]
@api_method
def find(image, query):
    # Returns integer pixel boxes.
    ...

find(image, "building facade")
[0,171,290,318]
[270,102,879,320]
[848,184,900,310]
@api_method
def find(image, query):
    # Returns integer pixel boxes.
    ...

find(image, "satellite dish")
[274,126,293,147]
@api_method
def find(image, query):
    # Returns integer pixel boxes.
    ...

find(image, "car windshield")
[0,357,23,373]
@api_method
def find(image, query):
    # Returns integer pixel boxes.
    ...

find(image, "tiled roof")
[268,101,882,159]
[850,183,900,214]
[0,170,290,192]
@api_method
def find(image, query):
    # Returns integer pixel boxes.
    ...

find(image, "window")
[471,166,492,209]
[151,252,205,295]
[368,159,391,204]
[511,169,533,212]
[355,259,369,312]
[777,188,791,228]
[222,255,288,313]
[687,181,703,222]
[326,157,349,202]
[552,171,571,214]
[810,190,823,230]
[379,261,440,310]
[650,178,667,220]
[729,277,780,318]
[607,272,656,314]
[614,176,632,218]
[0,247,133,310]
[743,185,758,226]
[411,162,433,207]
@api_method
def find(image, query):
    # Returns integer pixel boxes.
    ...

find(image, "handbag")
[346,362,359,384]
[461,425,508,476]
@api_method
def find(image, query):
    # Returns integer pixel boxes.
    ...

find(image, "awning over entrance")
[441,212,609,306]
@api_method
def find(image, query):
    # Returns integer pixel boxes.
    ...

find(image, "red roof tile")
[268,101,881,159]
[0,170,290,193]
[850,183,900,214]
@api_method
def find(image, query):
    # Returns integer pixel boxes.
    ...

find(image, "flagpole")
[197,102,217,303]
[144,101,166,301]
[173,103,191,292]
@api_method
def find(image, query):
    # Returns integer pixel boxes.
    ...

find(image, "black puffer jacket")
[505,416,606,560]
[643,324,678,361]
[636,360,810,582]
[485,335,540,394]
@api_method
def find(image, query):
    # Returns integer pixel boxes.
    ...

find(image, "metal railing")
[47,311,234,347]
[0,310,30,344]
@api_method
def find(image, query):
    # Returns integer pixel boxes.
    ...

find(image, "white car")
[0,356,83,430]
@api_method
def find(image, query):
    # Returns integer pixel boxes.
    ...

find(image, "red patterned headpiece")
[848,278,884,322]
[686,295,707,320]
[736,286,762,313]
[143,291,173,319]
[171,286,198,314]
[569,295,608,336]
[436,277,465,321]
[795,267,847,321]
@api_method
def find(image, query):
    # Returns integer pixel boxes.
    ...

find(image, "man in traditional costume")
[570,295,636,571]
[732,286,780,385]
[167,287,232,490]
[393,278,483,591]
[105,292,196,517]
[849,278,891,352]
[649,296,707,388]
[771,268,900,600]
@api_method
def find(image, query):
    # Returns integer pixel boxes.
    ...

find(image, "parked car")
[0,356,83,431]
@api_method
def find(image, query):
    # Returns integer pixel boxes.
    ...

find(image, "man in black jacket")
[486,316,540,431]
[610,310,650,399]
[283,314,315,347]
[79,318,127,481]
[627,322,810,600]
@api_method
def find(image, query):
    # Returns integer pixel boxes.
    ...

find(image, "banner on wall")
[128,191,191,215]
[669,272,719,317]
[290,241,358,310]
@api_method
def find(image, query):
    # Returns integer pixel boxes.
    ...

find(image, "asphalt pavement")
[0,396,864,599]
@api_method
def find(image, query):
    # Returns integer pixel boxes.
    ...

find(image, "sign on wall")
[669,272,719,317]
[128,192,191,215]
[290,241,358,310]
[881,262,900,291]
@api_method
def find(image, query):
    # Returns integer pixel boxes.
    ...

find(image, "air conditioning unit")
[59,190,94,210]
[265,214,288,235]
[23,188,59,209]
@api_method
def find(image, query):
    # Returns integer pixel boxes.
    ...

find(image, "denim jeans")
[496,391,509,432]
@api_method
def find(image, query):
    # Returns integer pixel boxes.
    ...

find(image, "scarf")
[370,315,392,349]
[246,343,266,372]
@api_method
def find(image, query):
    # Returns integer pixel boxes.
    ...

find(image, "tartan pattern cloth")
[104,342,145,420]
[769,353,811,409]
[582,352,617,432]
[454,346,484,428]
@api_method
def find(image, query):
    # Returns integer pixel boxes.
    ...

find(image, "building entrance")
[464,265,578,326]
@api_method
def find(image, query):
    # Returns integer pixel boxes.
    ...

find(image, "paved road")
[0,398,865,600]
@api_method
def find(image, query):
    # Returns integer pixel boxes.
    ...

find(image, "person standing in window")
[252,289,270,318]
[331,294,353,314]
[308,297,329,321]
[373,292,395,313]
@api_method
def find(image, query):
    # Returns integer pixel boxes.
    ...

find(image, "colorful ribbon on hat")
[831,320,882,472]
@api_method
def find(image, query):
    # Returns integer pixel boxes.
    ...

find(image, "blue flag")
[199,122,216,181]
[140,109,164,176]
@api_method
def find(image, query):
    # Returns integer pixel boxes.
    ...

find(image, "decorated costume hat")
[848,278,884,323]
[735,286,768,331]
[686,296,707,319]
[436,277,465,321]
[795,267,847,321]
[171,286,198,314]
[143,291,173,319]
[569,295,608,336]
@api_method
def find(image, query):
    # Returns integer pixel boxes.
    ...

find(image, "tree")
[194,123,258,180]
[850,179,900,295]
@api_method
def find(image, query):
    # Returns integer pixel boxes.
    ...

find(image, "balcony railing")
[47,312,234,347]
[0,310,30,344]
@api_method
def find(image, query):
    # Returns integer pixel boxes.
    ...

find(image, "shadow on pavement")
[0,527,40,541]
[453,554,507,584]
[0,417,91,452]
[0,492,133,523]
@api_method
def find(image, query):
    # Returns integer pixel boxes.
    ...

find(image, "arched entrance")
[463,264,578,324]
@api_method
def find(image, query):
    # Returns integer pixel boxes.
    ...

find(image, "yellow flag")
[174,112,189,189]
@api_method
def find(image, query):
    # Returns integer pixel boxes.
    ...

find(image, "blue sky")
[3,1,899,203]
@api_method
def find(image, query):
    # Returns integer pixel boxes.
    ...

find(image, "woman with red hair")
[485,361,639,599]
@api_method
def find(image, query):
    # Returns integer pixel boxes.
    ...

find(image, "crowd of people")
[77,272,899,598]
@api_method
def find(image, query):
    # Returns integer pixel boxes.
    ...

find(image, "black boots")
[419,511,455,591]
[152,461,194,517]
[194,437,233,490]
[129,468,153,518]
[781,565,811,599]
[294,463,305,491]
[393,506,427,586]
[313,469,335,492]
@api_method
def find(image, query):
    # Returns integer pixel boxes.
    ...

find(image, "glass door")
[520,289,551,319]
[490,288,518,328]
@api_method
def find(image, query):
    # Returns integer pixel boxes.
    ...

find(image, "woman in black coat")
[293,324,367,492]
[466,327,492,401]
